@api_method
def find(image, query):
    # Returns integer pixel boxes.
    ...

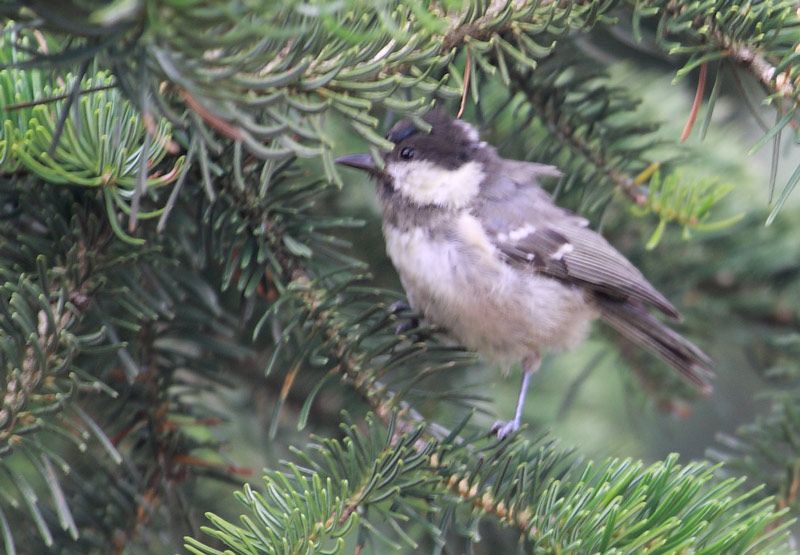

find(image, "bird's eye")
[399,147,415,160]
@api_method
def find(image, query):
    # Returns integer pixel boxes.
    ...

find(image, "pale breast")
[383,213,597,365]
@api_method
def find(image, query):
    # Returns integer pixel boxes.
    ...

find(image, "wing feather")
[470,157,711,391]
[475,161,679,318]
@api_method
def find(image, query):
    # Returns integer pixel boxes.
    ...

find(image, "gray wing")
[475,161,680,319]
[474,159,714,391]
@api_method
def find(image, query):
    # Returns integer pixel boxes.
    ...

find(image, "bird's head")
[336,110,489,208]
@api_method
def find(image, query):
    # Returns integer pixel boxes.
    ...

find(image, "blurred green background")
[4,4,800,553]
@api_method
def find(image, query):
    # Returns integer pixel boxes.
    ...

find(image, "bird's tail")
[597,299,714,394]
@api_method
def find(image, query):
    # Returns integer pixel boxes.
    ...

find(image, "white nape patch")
[550,243,574,260]
[525,253,535,261]
[454,120,480,143]
[388,160,484,208]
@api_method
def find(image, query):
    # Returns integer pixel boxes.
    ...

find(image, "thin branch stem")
[681,63,707,142]
[457,47,471,119]
[506,65,647,205]
[656,4,799,110]
[4,83,117,111]
[441,0,527,52]
[726,41,798,104]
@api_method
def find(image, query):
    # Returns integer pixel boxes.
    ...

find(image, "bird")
[335,110,713,439]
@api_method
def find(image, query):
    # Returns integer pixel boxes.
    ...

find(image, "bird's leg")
[491,354,541,439]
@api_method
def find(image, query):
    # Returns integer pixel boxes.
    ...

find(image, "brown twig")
[659,4,800,115]
[178,88,244,141]
[727,42,797,101]
[440,0,519,52]
[457,47,472,119]
[680,63,707,142]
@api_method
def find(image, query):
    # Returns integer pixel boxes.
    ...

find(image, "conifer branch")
[0,191,105,455]
[728,42,798,101]
[503,58,651,205]
[441,0,526,51]
[512,74,647,204]
[212,166,448,445]
[199,161,788,552]
[3,2,800,552]
[639,1,800,106]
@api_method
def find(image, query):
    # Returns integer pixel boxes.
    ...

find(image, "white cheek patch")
[388,160,485,208]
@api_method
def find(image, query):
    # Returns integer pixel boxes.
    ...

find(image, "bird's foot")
[389,300,411,314]
[395,319,421,335]
[490,419,520,440]
[389,301,421,335]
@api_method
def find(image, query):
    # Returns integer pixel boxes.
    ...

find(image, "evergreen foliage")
[1,0,799,552]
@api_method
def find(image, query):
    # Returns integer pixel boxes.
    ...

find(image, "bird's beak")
[335,153,377,173]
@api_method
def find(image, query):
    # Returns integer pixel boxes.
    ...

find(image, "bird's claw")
[389,300,411,314]
[389,301,421,336]
[490,419,520,440]
[395,319,419,335]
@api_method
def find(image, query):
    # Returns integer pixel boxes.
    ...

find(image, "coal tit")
[336,110,713,438]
